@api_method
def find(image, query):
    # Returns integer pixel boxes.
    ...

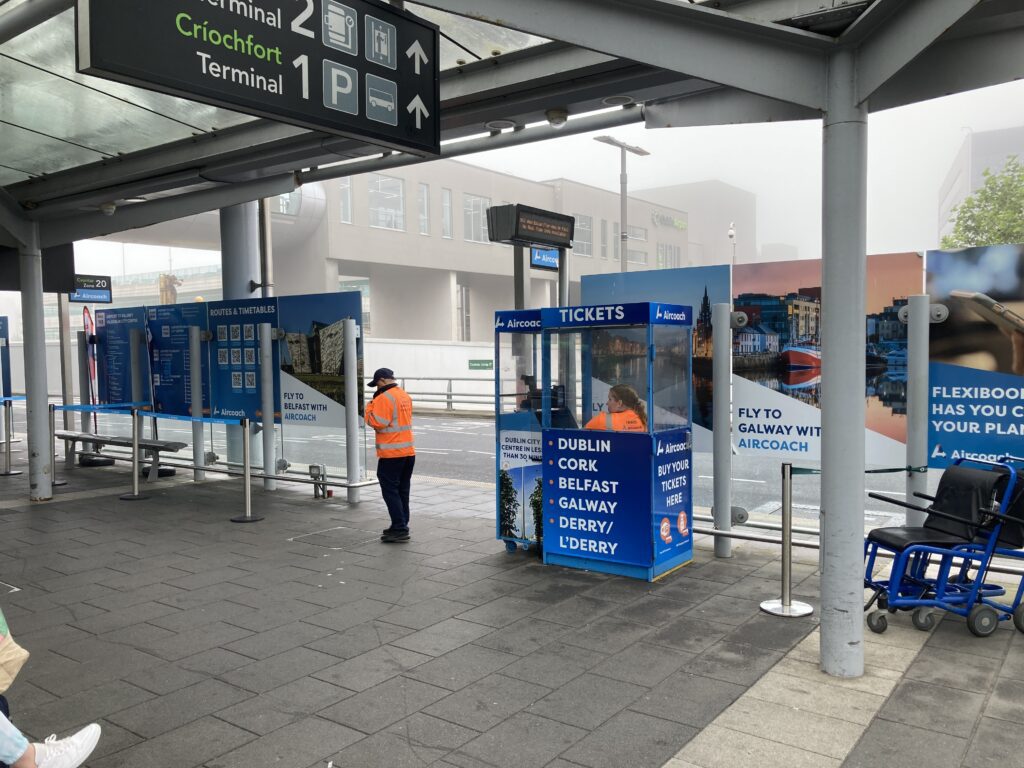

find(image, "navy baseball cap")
[368,367,395,387]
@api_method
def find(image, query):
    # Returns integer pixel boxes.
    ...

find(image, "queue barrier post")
[1,401,20,477]
[119,408,148,501]
[760,462,814,618]
[231,418,263,523]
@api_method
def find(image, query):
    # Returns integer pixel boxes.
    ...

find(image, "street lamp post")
[594,136,649,273]
[728,221,736,265]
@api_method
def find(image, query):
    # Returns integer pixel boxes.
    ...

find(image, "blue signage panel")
[927,362,1024,467]
[543,430,653,566]
[541,302,692,330]
[207,298,280,421]
[652,429,693,565]
[96,307,150,404]
[531,246,559,271]
[0,317,10,398]
[146,304,210,417]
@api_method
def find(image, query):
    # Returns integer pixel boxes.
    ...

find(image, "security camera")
[545,108,569,129]
[99,202,116,216]
[898,305,910,324]
[730,311,748,329]
[930,304,949,323]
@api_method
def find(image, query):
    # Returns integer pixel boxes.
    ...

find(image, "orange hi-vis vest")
[584,409,645,432]
[365,385,415,458]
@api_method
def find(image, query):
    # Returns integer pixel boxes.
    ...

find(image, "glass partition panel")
[652,324,690,431]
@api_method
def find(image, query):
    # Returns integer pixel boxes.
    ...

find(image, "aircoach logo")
[657,440,688,456]
[656,306,687,321]
[495,317,505,329]
[496,317,541,330]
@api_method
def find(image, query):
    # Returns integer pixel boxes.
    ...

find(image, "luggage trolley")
[494,310,544,553]
[865,458,1024,636]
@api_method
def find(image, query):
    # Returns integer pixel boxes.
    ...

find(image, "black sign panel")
[515,206,574,248]
[486,204,575,249]
[77,0,440,155]
[69,275,113,304]
[0,244,76,293]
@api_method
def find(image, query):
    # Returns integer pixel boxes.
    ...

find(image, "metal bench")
[55,430,187,480]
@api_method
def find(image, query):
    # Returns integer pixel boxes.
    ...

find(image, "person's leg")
[0,709,29,768]
[376,458,407,533]
[399,455,415,531]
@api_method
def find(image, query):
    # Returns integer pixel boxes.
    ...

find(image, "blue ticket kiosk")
[494,309,544,552]
[538,302,693,581]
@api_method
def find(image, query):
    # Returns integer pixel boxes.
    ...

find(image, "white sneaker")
[33,723,101,768]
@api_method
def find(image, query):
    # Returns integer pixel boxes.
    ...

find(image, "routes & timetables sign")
[77,0,440,155]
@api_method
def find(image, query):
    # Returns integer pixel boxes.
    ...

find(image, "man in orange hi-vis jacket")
[365,368,416,543]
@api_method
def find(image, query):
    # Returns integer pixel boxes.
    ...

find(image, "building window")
[600,219,608,259]
[457,284,471,341]
[368,173,405,230]
[441,188,453,238]
[339,177,352,224]
[418,183,430,235]
[627,224,648,242]
[338,278,371,334]
[573,214,593,256]
[275,191,301,216]
[627,248,648,265]
[657,243,682,269]
[463,193,491,243]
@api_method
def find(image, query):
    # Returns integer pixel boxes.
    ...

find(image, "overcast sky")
[460,79,1024,261]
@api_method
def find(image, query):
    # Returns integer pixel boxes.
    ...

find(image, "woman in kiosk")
[585,384,647,432]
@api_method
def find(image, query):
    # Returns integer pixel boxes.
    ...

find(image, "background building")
[938,126,1024,242]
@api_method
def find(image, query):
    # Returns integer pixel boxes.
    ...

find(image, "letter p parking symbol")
[323,60,358,115]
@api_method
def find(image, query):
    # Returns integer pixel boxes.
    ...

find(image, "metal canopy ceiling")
[0,0,1022,248]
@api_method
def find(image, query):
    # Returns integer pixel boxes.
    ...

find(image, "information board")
[146,304,210,416]
[207,298,280,421]
[543,431,652,566]
[78,0,440,155]
[95,307,150,404]
[277,291,362,428]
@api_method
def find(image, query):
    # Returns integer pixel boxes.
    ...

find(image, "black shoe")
[381,531,410,543]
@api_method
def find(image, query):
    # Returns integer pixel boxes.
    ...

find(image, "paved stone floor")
[0,453,1021,768]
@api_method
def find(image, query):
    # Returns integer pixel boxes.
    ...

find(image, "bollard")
[120,408,149,501]
[760,463,814,618]
[231,418,264,523]
[0,401,20,477]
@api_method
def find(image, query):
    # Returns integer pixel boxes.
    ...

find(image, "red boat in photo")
[781,343,821,369]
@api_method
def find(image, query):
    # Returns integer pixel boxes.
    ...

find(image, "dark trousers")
[377,455,415,533]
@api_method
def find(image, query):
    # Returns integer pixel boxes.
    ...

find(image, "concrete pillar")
[19,224,51,500]
[220,202,260,463]
[820,48,867,678]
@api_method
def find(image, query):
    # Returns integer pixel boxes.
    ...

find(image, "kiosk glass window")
[651,324,691,430]
[368,173,405,230]
[589,326,649,430]
[546,331,585,430]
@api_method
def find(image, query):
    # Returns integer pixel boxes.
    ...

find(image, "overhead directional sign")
[69,275,113,304]
[77,0,440,155]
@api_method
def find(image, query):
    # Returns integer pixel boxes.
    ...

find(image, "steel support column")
[820,48,867,678]
[221,202,261,464]
[19,223,51,500]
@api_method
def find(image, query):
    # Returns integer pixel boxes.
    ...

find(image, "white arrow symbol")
[407,94,429,129]
[406,39,428,75]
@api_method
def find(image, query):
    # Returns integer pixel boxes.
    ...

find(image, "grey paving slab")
[878,679,986,738]
[404,642,519,690]
[107,678,252,737]
[962,715,1024,768]
[313,645,433,691]
[528,673,647,730]
[983,677,1024,724]
[560,710,697,768]
[685,639,786,686]
[559,615,656,655]
[722,611,818,652]
[453,712,586,768]
[389,617,496,656]
[304,620,415,659]
[203,716,364,768]
[644,614,735,654]
[91,715,256,768]
[498,641,608,688]
[589,641,693,687]
[842,719,968,768]
[424,673,552,732]
[219,646,341,693]
[473,616,571,656]
[320,676,452,733]
[629,670,746,728]
[904,646,1003,693]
